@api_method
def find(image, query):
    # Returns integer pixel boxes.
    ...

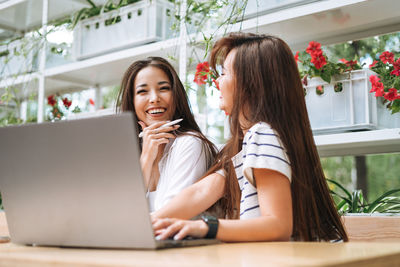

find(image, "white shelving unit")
[1,0,400,156]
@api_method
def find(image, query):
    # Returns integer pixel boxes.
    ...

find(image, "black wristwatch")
[201,215,219,239]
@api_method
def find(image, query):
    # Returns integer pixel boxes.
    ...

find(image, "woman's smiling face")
[133,66,175,126]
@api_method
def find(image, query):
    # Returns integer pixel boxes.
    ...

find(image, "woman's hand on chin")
[153,218,208,240]
[138,121,179,165]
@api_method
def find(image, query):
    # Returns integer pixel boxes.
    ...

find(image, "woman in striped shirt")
[152,33,348,242]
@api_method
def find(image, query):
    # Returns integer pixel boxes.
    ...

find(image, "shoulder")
[171,132,204,151]
[245,122,278,141]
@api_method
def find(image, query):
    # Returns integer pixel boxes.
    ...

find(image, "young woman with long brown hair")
[117,57,217,213]
[152,33,348,242]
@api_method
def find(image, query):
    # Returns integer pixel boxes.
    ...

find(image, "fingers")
[156,220,186,240]
[140,121,167,130]
[153,218,175,231]
[153,219,207,241]
[139,121,180,139]
[173,225,192,240]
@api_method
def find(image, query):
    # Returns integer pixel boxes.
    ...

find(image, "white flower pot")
[72,0,174,60]
[305,69,400,134]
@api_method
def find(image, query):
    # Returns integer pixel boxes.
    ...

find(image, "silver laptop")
[0,113,219,249]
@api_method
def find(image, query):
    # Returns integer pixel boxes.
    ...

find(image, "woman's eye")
[160,86,171,91]
[136,89,147,94]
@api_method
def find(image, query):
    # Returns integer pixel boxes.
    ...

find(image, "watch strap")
[201,215,219,239]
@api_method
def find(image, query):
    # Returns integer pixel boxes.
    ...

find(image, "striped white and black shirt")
[228,122,292,219]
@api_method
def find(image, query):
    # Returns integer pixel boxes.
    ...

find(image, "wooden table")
[1,241,400,266]
[2,212,400,266]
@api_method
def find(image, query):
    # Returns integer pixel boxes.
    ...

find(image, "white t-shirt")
[218,122,292,219]
[148,134,209,212]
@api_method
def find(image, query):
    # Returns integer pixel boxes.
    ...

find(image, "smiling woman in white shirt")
[117,57,217,212]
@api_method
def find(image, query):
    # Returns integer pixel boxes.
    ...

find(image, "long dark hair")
[207,33,348,241]
[116,56,217,169]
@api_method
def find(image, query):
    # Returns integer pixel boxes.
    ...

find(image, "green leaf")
[366,188,400,213]
[327,179,352,199]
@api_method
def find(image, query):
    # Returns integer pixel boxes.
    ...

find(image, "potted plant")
[296,41,400,134]
[369,51,400,128]
[71,0,175,59]
[328,179,400,242]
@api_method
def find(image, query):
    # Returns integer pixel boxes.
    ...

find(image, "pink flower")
[379,51,394,64]
[89,98,95,106]
[384,88,400,101]
[311,50,327,69]
[306,41,321,55]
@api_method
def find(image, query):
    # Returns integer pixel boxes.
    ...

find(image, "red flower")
[369,75,380,85]
[369,60,378,68]
[89,98,95,106]
[369,75,385,97]
[47,95,56,106]
[194,62,211,85]
[311,50,327,69]
[391,69,400,76]
[384,88,400,101]
[294,51,301,63]
[393,58,400,69]
[212,78,220,90]
[371,84,384,97]
[316,85,324,93]
[62,98,72,108]
[340,58,358,70]
[379,51,394,64]
[391,58,400,76]
[306,41,321,55]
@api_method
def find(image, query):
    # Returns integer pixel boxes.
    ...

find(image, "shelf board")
[44,37,182,89]
[315,128,400,157]
[0,0,104,33]
[235,0,400,51]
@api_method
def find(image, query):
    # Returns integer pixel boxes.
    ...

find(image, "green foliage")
[367,154,400,200]
[327,178,400,214]
[297,49,362,84]
[321,156,354,189]
[69,0,143,29]
[102,86,120,109]
[326,33,400,63]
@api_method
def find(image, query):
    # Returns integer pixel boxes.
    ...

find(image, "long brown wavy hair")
[116,56,217,169]
[207,33,348,241]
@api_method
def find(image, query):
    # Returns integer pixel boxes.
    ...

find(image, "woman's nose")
[149,90,160,103]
